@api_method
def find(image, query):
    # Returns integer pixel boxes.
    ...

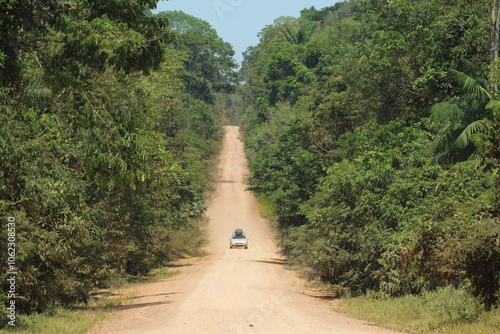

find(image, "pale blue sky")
[154,0,343,64]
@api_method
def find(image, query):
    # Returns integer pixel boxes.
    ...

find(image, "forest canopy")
[0,0,236,320]
[0,0,499,326]
[241,0,500,309]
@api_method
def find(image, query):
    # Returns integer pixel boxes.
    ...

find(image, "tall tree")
[156,11,238,103]
[491,0,500,93]
[0,0,173,89]
[491,0,500,65]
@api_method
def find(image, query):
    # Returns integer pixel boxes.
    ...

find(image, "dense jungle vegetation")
[0,0,237,324]
[1,0,499,329]
[241,0,500,312]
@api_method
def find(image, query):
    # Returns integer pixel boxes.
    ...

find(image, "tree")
[241,0,499,309]
[156,11,238,103]
[247,116,326,227]
[491,0,500,66]
[0,0,173,88]
[347,0,490,124]
[0,1,227,317]
[277,19,319,45]
[491,0,500,93]
[430,61,491,164]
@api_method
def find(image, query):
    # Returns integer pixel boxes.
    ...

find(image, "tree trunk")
[491,0,500,93]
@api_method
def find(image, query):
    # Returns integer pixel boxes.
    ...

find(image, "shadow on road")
[217,180,237,183]
[252,258,288,266]
[113,300,172,311]
[129,292,180,299]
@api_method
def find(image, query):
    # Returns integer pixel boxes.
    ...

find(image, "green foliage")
[347,0,489,123]
[156,11,238,103]
[247,115,326,227]
[277,20,319,45]
[212,92,245,126]
[241,17,318,109]
[241,0,499,311]
[300,1,360,24]
[0,0,174,88]
[298,122,437,293]
[430,60,492,164]
[0,1,233,321]
[296,121,496,301]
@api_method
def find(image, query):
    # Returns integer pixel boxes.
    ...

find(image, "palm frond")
[430,101,464,122]
[452,70,492,102]
[429,125,455,154]
[300,24,319,44]
[460,59,491,93]
[461,59,481,76]
[467,149,484,161]
[278,22,319,45]
[24,84,52,105]
[432,151,452,165]
[454,120,486,149]
[429,60,493,164]
[436,122,453,136]
[279,24,297,44]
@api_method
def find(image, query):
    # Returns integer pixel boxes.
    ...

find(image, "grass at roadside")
[7,222,205,333]
[255,194,279,221]
[0,298,117,334]
[334,286,500,334]
[0,265,183,334]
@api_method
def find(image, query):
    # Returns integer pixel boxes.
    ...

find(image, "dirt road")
[89,126,403,334]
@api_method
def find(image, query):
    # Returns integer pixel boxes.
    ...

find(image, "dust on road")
[88,126,403,334]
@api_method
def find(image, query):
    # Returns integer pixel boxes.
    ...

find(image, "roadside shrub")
[420,286,485,326]
[439,218,500,309]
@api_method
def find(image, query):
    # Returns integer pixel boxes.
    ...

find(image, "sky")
[154,0,343,65]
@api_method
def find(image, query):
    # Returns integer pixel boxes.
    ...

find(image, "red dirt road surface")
[88,126,404,334]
